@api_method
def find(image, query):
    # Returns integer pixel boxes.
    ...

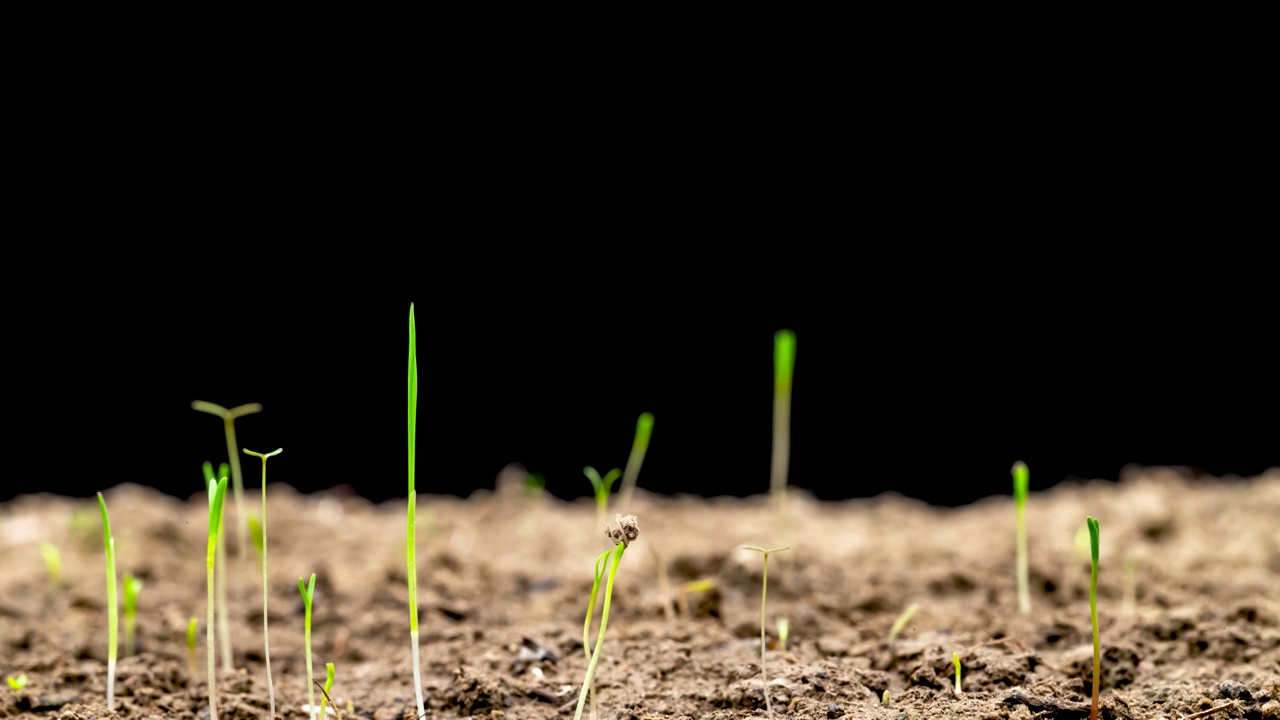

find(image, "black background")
[9,270,1274,507]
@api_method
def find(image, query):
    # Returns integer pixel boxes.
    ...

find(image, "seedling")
[123,575,142,657]
[201,463,234,672]
[584,466,622,531]
[888,603,920,643]
[298,573,317,720]
[406,303,426,720]
[573,514,640,720]
[776,618,789,651]
[881,689,889,705]
[524,472,546,505]
[205,476,228,720]
[247,517,265,561]
[1087,516,1101,720]
[770,330,796,515]
[677,578,715,618]
[40,542,61,587]
[617,412,655,510]
[244,447,282,719]
[6,675,28,691]
[192,400,262,560]
[953,652,962,694]
[743,545,790,718]
[318,661,338,720]
[582,547,613,719]
[96,492,118,710]
[1012,461,1030,614]
[186,617,198,679]
[316,661,345,717]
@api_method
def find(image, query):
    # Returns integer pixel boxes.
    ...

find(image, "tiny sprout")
[953,652,962,694]
[123,575,143,657]
[298,573,317,720]
[683,578,715,593]
[318,662,338,720]
[882,689,890,705]
[573,515,640,720]
[584,466,622,530]
[186,617,198,679]
[205,476,229,720]
[247,517,264,560]
[6,675,28,691]
[1087,516,1101,720]
[40,542,61,587]
[617,411,656,511]
[1012,460,1030,614]
[743,545,790,719]
[776,617,789,651]
[888,603,920,643]
[97,492,118,711]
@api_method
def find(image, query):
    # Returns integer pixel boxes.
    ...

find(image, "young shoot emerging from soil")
[243,447,282,719]
[123,574,142,657]
[406,303,426,720]
[743,545,790,718]
[888,602,920,643]
[186,617,198,680]
[770,330,796,517]
[205,476,228,720]
[299,573,317,720]
[192,400,262,560]
[617,412,655,511]
[40,542,61,589]
[318,662,339,720]
[776,617,789,651]
[5,675,27,691]
[574,514,640,720]
[202,462,233,671]
[1087,515,1101,720]
[583,467,622,531]
[96,492,118,710]
[1012,460,1030,614]
[953,652,962,695]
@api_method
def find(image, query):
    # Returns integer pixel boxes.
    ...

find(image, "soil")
[1,467,1278,720]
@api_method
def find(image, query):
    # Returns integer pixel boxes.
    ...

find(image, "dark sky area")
[7,270,1274,507]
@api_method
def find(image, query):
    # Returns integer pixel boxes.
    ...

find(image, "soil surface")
[2,467,1278,719]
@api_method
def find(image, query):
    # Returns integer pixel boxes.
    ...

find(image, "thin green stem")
[583,551,610,720]
[407,303,425,720]
[770,330,795,516]
[299,574,316,720]
[1013,462,1030,614]
[97,493,117,711]
[223,418,248,559]
[1087,516,1101,720]
[761,552,771,717]
[205,477,227,720]
[207,563,216,720]
[574,545,625,720]
[617,413,654,511]
[244,448,281,719]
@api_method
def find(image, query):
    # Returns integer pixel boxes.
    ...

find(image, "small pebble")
[1217,680,1252,702]
[827,702,842,718]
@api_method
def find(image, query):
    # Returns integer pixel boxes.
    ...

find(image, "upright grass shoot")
[953,652,962,694]
[583,467,622,531]
[40,542,61,587]
[1012,461,1030,614]
[574,515,640,720]
[123,575,142,657]
[192,401,262,560]
[205,476,228,720]
[406,303,426,720]
[318,662,340,720]
[202,463,234,672]
[888,602,920,643]
[770,330,796,516]
[617,412,655,511]
[298,573,317,720]
[96,492,118,710]
[243,447,282,719]
[186,617,198,680]
[1087,516,1101,720]
[743,545,790,718]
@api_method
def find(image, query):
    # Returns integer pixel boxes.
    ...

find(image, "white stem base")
[411,630,425,718]
[106,657,116,710]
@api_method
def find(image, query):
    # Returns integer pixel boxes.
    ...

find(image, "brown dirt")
[2,467,1278,720]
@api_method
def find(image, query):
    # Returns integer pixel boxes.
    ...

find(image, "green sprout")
[205,476,228,720]
[247,517,264,560]
[770,330,796,516]
[776,617,789,651]
[192,401,262,562]
[318,662,339,720]
[123,574,142,657]
[96,492,118,711]
[6,674,28,691]
[406,303,426,720]
[244,447,282,719]
[888,602,920,643]
[524,471,546,504]
[1087,516,1101,720]
[186,616,198,680]
[298,573,317,720]
[40,542,61,587]
[1012,461,1030,614]
[573,515,639,720]
[583,467,622,530]
[953,652,962,694]
[617,412,655,511]
[743,545,790,718]
[201,463,233,672]
[582,548,611,719]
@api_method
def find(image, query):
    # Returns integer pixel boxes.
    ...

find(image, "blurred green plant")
[96,493,118,710]
[888,602,919,643]
[192,401,262,561]
[406,303,426,720]
[617,412,655,510]
[771,330,796,516]
[123,575,142,657]
[298,573,317,720]
[584,467,622,531]
[743,545,790,719]
[1087,516,1101,720]
[1012,461,1030,614]
[205,476,228,720]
